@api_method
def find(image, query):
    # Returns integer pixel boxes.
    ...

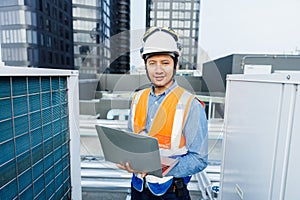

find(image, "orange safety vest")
[130,86,200,156]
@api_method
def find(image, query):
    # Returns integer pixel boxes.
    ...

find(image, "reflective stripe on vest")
[131,86,195,156]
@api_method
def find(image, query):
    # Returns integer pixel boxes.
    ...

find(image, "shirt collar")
[150,80,178,97]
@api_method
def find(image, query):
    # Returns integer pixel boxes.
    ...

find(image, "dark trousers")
[130,182,191,200]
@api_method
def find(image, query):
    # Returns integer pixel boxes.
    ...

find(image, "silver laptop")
[95,125,163,177]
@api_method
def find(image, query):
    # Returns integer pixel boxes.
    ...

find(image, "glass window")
[150,11,154,18]
[157,11,163,18]
[41,33,44,46]
[32,30,37,44]
[184,21,190,28]
[194,2,200,10]
[173,3,179,9]
[26,30,32,43]
[25,11,31,25]
[31,12,37,26]
[157,2,163,9]
[178,21,184,27]
[185,12,190,19]
[20,10,26,24]
[179,11,184,19]
[164,2,170,9]
[2,11,9,25]
[172,12,179,18]
[73,21,98,31]
[73,7,97,19]
[185,3,191,10]
[46,36,51,47]
[157,20,164,27]
[19,47,27,61]
[172,21,178,27]
[163,12,169,18]
[193,12,198,19]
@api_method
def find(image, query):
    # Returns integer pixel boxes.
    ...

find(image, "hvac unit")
[220,72,300,199]
[0,67,81,199]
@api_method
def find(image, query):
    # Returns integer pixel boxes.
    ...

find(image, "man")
[117,27,208,200]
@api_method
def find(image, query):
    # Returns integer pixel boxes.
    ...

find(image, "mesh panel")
[0,76,71,199]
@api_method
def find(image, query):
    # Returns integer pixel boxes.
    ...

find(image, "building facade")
[109,0,131,74]
[146,0,201,70]
[72,0,111,74]
[0,0,74,69]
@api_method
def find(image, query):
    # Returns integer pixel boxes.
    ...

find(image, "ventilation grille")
[0,76,71,199]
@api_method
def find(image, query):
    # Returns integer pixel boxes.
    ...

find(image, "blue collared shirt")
[128,81,208,178]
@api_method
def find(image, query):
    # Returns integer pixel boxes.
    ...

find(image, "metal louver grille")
[0,76,71,199]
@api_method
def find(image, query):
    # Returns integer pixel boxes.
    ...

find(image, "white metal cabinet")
[219,72,300,200]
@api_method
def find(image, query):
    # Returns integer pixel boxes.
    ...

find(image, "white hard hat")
[140,27,181,60]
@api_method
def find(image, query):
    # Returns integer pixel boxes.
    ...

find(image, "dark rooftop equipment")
[202,54,300,94]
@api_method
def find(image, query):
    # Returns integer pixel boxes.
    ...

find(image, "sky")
[130,0,300,65]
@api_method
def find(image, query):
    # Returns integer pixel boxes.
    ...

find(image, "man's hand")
[116,162,147,178]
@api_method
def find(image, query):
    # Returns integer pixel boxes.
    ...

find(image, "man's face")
[146,54,174,88]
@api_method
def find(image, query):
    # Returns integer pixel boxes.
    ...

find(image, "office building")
[0,0,74,69]
[72,0,111,74]
[109,0,131,73]
[146,0,201,70]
